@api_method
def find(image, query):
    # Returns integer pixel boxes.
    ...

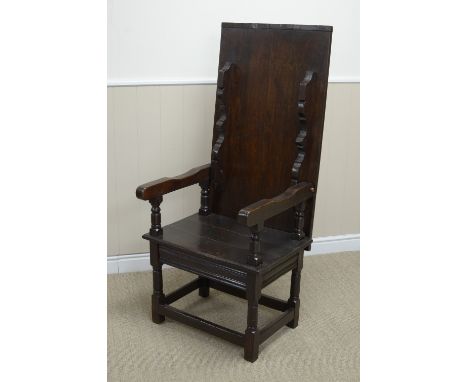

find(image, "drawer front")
[159,246,247,288]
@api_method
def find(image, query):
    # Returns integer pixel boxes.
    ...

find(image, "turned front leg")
[287,250,304,328]
[150,242,165,323]
[244,272,262,362]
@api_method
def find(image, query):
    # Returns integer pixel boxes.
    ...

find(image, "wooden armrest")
[237,182,315,227]
[136,164,210,201]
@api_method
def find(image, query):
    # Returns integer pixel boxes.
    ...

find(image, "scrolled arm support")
[211,62,236,190]
[292,70,316,184]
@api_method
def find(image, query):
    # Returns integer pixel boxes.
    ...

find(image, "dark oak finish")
[136,163,210,201]
[150,241,165,324]
[212,23,332,243]
[135,22,332,362]
[149,196,163,236]
[238,182,315,228]
[198,180,210,216]
[145,213,310,275]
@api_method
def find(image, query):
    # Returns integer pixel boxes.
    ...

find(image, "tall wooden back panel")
[210,23,333,239]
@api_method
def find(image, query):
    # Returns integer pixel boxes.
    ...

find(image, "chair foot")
[244,351,259,363]
[152,313,165,324]
[287,298,300,328]
[244,328,260,362]
[198,277,210,298]
[152,294,165,324]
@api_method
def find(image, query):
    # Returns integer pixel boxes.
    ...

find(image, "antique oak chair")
[136,23,332,362]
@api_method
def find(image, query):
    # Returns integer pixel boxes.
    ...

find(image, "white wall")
[108,0,359,85]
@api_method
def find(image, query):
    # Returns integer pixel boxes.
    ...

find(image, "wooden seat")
[144,212,311,277]
[136,22,333,362]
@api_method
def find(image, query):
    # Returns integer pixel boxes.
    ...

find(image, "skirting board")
[107,234,359,274]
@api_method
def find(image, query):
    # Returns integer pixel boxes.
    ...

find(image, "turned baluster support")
[149,195,163,236]
[294,201,306,240]
[198,180,210,216]
[247,224,263,266]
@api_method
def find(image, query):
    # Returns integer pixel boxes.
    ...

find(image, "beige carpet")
[108,252,359,382]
